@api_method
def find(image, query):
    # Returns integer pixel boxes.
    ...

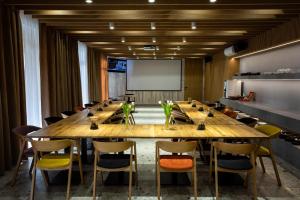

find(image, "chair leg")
[193,169,197,200]
[29,157,34,177]
[258,156,266,173]
[30,167,36,200]
[209,145,213,184]
[252,168,257,200]
[78,155,84,184]
[11,140,26,186]
[41,170,49,187]
[134,161,138,186]
[129,169,133,200]
[66,168,72,200]
[270,153,282,186]
[93,169,97,200]
[157,166,161,200]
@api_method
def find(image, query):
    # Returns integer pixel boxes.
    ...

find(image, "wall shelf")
[220,98,300,133]
[232,73,300,80]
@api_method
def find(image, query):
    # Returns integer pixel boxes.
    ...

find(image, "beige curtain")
[40,27,82,117]
[0,5,27,175]
[87,47,101,102]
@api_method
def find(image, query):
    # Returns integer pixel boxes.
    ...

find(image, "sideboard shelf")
[233,73,300,80]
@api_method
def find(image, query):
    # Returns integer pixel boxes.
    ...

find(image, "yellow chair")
[92,141,137,200]
[255,124,282,186]
[210,142,257,200]
[30,139,75,200]
[156,141,198,200]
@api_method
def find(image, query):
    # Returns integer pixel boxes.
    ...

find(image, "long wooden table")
[28,101,267,140]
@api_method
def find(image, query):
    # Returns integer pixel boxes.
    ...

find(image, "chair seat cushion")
[159,155,193,170]
[98,154,131,169]
[257,146,270,156]
[218,156,253,170]
[37,154,71,169]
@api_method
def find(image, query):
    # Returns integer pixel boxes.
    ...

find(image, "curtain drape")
[78,41,89,105]
[0,5,27,175]
[40,27,82,117]
[87,47,101,102]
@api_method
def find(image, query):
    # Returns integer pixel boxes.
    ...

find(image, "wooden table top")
[27,100,267,139]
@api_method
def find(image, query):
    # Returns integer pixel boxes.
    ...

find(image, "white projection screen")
[126,59,182,91]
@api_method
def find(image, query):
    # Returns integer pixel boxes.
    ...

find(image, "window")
[78,41,89,105]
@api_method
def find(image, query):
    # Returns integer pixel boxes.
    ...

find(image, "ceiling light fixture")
[156,46,159,51]
[174,52,177,55]
[109,22,115,30]
[182,37,187,43]
[148,0,155,3]
[151,22,156,30]
[128,46,132,51]
[177,46,181,51]
[121,37,125,43]
[85,0,93,3]
[133,52,136,56]
[171,56,174,60]
[191,22,197,30]
[210,0,217,3]
[154,56,157,60]
[136,56,140,60]
[152,37,156,43]
[153,52,156,55]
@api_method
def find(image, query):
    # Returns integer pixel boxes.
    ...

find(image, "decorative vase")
[165,115,170,130]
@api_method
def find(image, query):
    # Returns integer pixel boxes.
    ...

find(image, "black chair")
[238,117,257,127]
[85,103,94,108]
[61,111,76,118]
[44,116,63,126]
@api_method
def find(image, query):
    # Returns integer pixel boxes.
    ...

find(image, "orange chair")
[223,108,238,119]
[156,141,197,199]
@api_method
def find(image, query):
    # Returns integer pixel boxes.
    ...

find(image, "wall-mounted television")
[108,58,127,73]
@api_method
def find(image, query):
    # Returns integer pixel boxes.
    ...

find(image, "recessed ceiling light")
[121,37,125,43]
[85,0,93,3]
[156,46,159,51]
[128,46,132,51]
[133,52,136,56]
[152,37,156,43]
[177,46,181,51]
[210,0,217,3]
[151,22,156,30]
[171,56,174,60]
[109,22,115,30]
[182,37,187,43]
[148,0,155,3]
[174,52,177,55]
[154,56,157,60]
[191,22,197,30]
[136,56,140,60]
[153,52,156,55]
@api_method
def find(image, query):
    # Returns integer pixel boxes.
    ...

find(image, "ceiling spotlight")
[153,52,156,55]
[156,46,160,51]
[151,22,156,30]
[85,0,93,3]
[154,56,157,60]
[152,37,156,43]
[128,46,132,51]
[121,37,125,43]
[136,56,140,60]
[191,22,197,30]
[210,0,217,3]
[171,56,174,60]
[109,22,115,30]
[174,52,177,55]
[133,52,136,56]
[182,37,187,43]
[177,46,181,51]
[148,0,155,3]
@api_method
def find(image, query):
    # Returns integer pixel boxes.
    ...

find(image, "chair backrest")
[44,116,63,126]
[255,124,281,138]
[61,111,76,118]
[31,139,74,153]
[12,125,41,137]
[93,141,134,153]
[156,141,197,154]
[213,142,257,155]
[238,117,257,126]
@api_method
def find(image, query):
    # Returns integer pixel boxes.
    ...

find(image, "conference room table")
[28,100,267,140]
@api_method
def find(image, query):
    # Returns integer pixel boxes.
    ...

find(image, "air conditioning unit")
[143,45,156,51]
[224,41,248,57]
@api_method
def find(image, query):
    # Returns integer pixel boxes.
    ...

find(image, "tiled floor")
[0,106,300,199]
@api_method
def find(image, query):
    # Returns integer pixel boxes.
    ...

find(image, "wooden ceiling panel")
[4,0,300,58]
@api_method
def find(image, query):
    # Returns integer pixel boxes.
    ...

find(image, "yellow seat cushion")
[36,154,71,169]
[257,146,270,156]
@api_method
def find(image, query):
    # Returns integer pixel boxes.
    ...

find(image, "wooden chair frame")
[30,139,75,200]
[209,142,257,200]
[156,141,198,200]
[92,141,138,200]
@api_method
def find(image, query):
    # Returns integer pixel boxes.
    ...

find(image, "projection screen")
[126,59,182,91]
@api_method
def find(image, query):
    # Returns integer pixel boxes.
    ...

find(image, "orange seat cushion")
[159,155,193,170]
